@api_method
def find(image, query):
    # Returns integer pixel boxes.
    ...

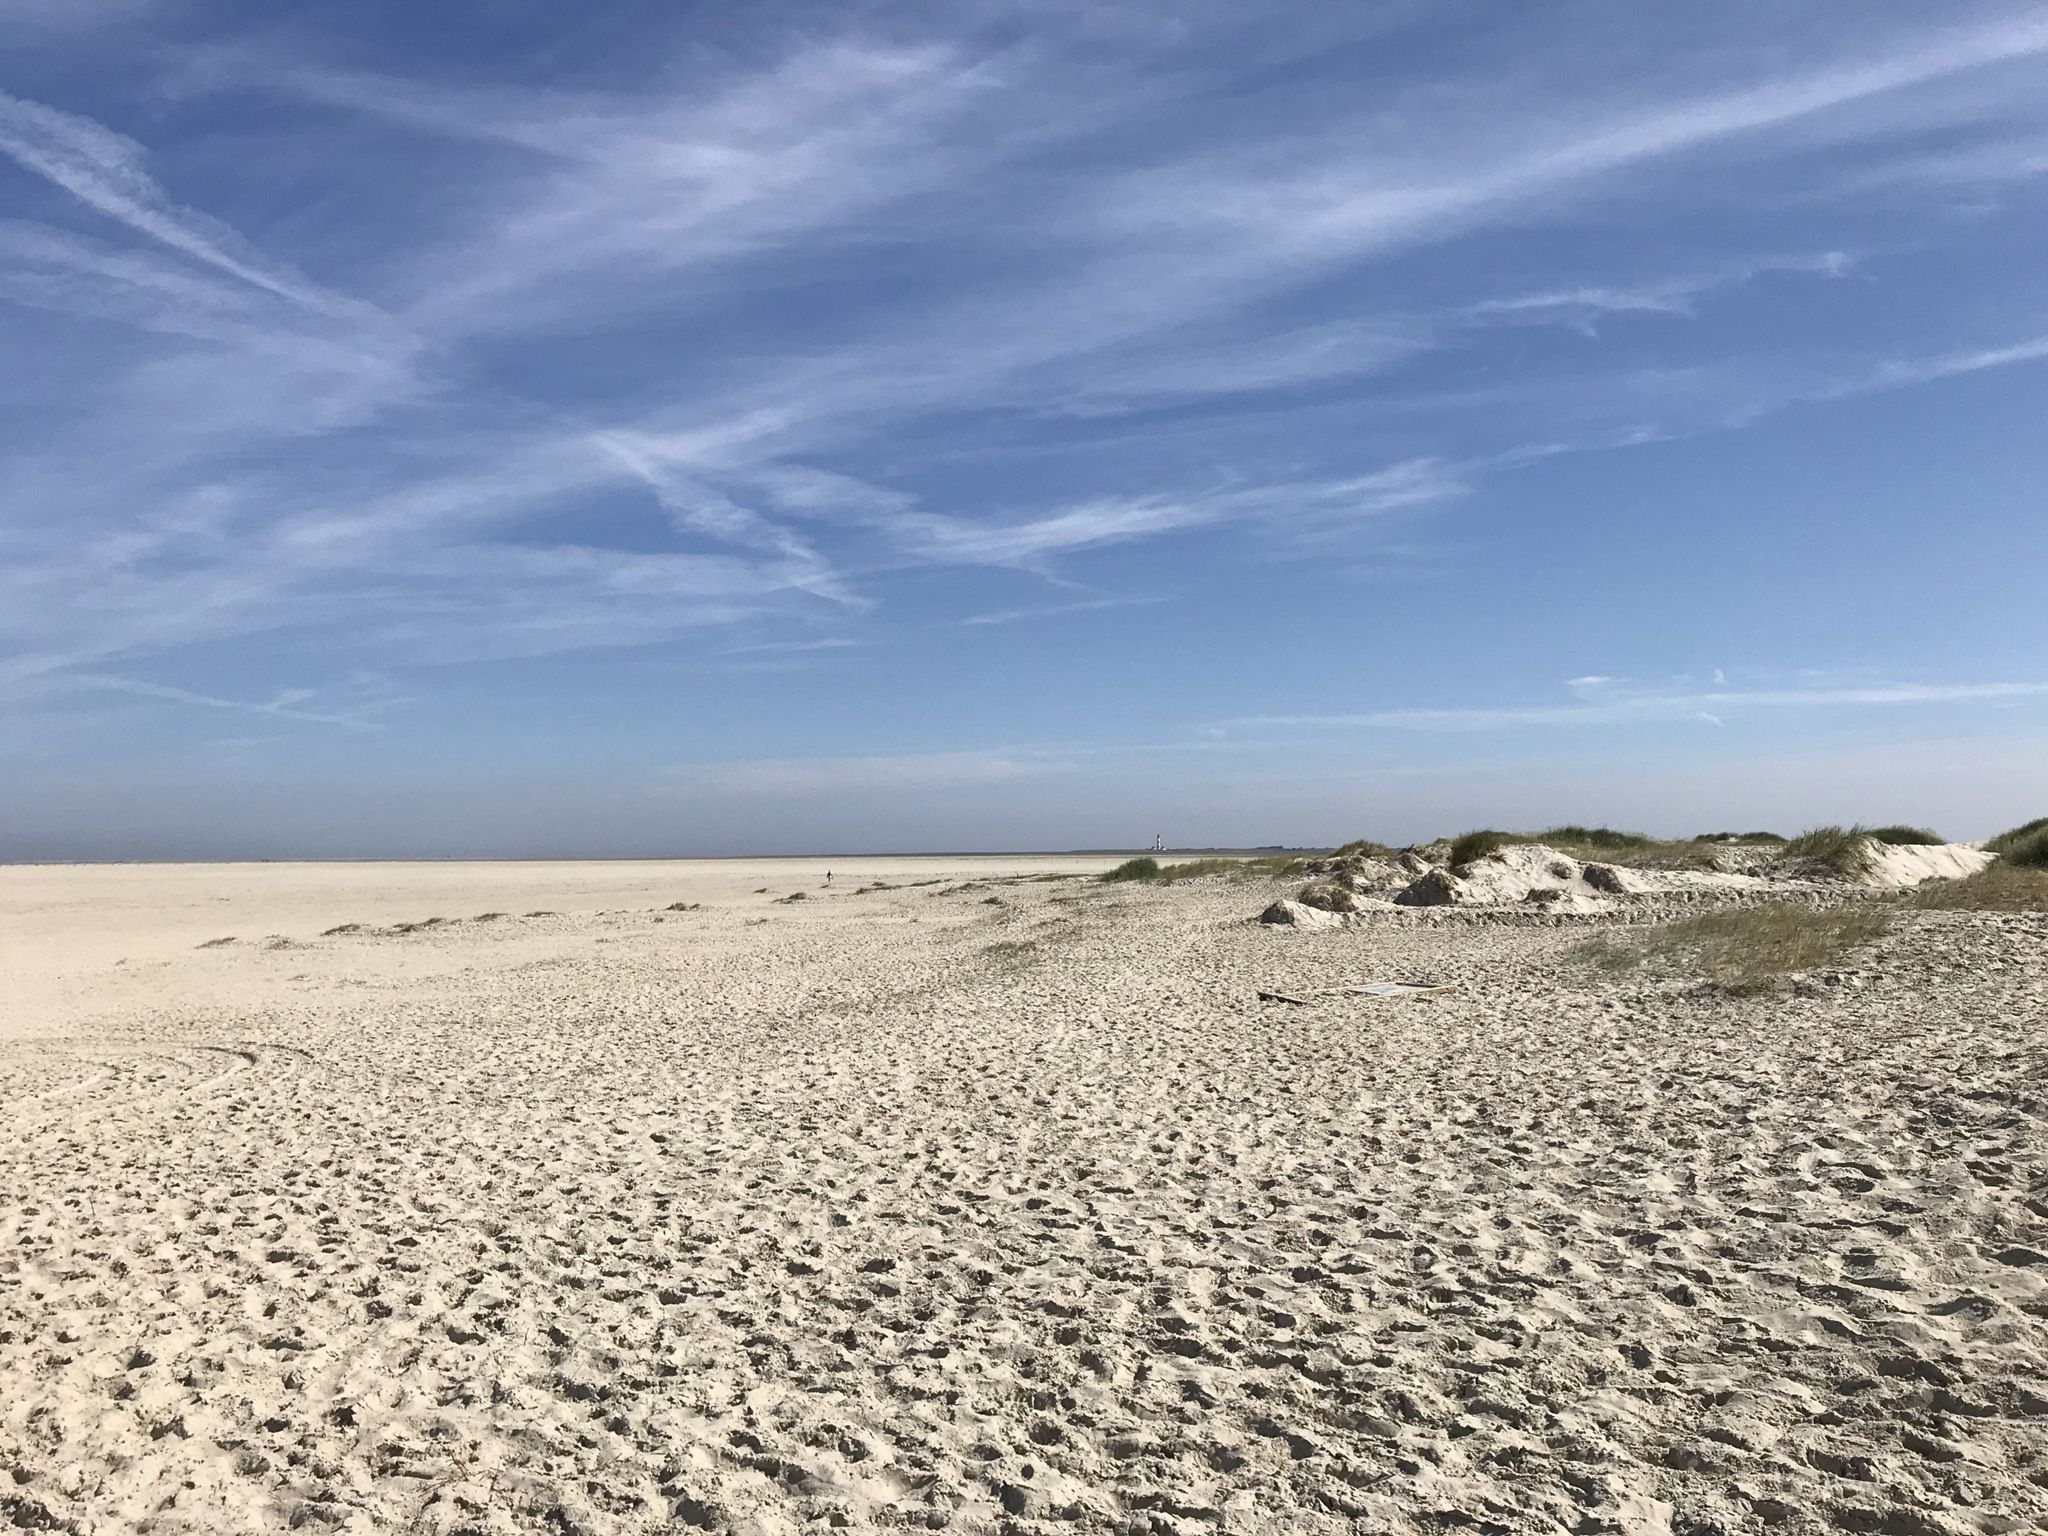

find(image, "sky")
[3,1,2046,859]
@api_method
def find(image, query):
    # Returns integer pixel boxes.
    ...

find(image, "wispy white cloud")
[956,594,1169,626]
[883,461,1463,569]
[6,5,2048,731]
[665,747,1080,795]
[59,671,396,729]
[720,637,866,656]
[1087,15,2048,280]
[1228,676,2048,733]
[285,42,1026,337]
[1850,333,2048,393]
[593,431,862,607]
[1830,132,2048,194]
[1467,252,1854,330]
[0,87,353,312]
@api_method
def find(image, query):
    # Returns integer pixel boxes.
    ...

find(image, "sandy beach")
[3,856,2044,1534]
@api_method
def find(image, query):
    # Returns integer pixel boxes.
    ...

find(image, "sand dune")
[2,859,2043,1534]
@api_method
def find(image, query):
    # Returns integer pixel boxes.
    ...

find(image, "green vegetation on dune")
[1151,858,1239,882]
[1332,837,1392,858]
[2004,832,2048,869]
[1913,863,2048,910]
[1863,825,1942,846]
[1576,901,1889,994]
[1102,853,1307,886]
[1102,818,1963,891]
[1987,816,2048,868]
[1447,829,1514,866]
[1784,825,1878,878]
[1157,856,1295,882]
[1100,856,1161,882]
[1446,826,1716,870]
[1781,823,1942,877]
[1535,825,1649,849]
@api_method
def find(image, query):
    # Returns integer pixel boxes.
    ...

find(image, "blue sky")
[3,1,2046,858]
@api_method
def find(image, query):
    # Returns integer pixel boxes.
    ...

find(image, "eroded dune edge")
[2,858,2043,1535]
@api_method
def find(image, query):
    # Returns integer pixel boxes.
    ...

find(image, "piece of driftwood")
[1342,981,1448,998]
[1259,981,1448,1006]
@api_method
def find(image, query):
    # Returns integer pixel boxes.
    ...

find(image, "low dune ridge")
[1,855,2043,1534]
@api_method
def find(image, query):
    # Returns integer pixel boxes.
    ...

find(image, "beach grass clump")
[1294,880,1360,913]
[1986,816,2048,868]
[1102,853,1306,886]
[1446,826,1716,870]
[1911,863,2048,911]
[1575,901,1889,994]
[982,939,1041,966]
[1582,841,1718,870]
[2001,831,2048,869]
[1692,830,1787,844]
[1100,856,1162,883]
[1784,825,1878,878]
[1447,829,1514,867]
[1151,857,1235,882]
[1536,825,1649,850]
[1864,825,1942,846]
[1168,854,1306,882]
[1333,837,1392,858]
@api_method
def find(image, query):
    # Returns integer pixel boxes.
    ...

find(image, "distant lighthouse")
[1152,832,1165,853]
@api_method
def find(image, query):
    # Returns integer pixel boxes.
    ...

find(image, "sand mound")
[1858,840,1995,887]
[1294,854,1406,896]
[1294,880,1360,913]
[1258,897,1344,928]
[1392,867,1464,907]
[1392,843,1634,909]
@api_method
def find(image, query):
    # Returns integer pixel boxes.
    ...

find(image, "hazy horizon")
[5,2,2045,859]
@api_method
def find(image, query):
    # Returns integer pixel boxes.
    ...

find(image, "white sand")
[3,859,2043,1534]
[1858,842,1996,888]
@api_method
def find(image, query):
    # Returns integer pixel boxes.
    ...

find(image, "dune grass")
[1535,825,1649,849]
[982,939,1041,967]
[1911,863,2048,911]
[1333,837,1392,858]
[1780,822,1943,876]
[1151,857,1239,882]
[1101,853,1304,885]
[1986,816,2048,868]
[1447,829,1514,866]
[1692,830,1787,844]
[1576,901,1889,994]
[1863,825,1942,846]
[2002,831,2048,869]
[1573,841,1719,870]
[1784,825,1879,878]
[1100,857,1161,882]
[1446,826,1717,871]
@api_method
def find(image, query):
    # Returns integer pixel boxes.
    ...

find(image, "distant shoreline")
[0,847,1323,869]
